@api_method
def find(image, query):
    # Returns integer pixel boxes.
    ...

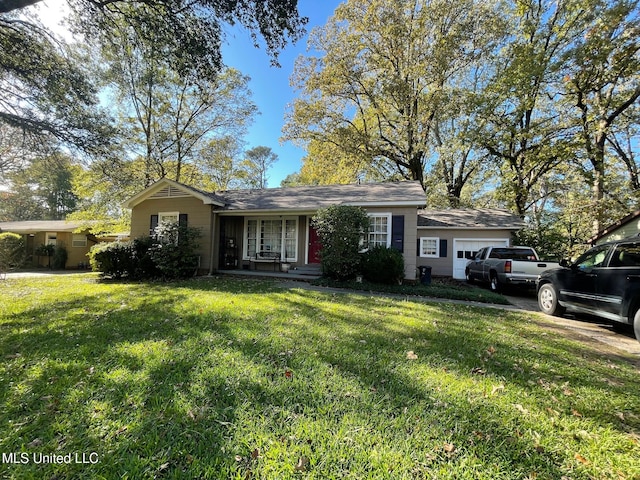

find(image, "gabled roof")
[123,179,426,213]
[418,208,524,230]
[123,178,226,209]
[0,220,87,234]
[217,181,426,213]
[588,209,640,244]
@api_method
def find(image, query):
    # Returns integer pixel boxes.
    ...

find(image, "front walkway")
[216,266,322,282]
[2,270,91,279]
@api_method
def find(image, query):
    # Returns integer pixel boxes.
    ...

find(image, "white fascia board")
[417,226,522,230]
[342,201,426,208]
[217,209,316,217]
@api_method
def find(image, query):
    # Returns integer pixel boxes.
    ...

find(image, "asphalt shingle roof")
[418,209,524,229]
[217,181,426,212]
[0,220,86,234]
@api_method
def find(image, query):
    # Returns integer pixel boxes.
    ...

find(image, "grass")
[0,274,638,479]
[311,277,511,305]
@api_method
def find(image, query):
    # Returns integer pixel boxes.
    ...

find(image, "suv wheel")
[634,309,640,343]
[538,283,565,316]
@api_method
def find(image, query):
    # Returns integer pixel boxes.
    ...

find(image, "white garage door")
[452,238,510,279]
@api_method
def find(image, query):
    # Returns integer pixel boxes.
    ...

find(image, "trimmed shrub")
[88,223,200,280]
[148,222,201,279]
[0,232,25,272]
[312,205,370,280]
[131,236,159,279]
[52,244,68,270]
[89,241,137,279]
[361,245,405,284]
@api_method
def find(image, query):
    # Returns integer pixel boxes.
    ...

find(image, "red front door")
[307,223,321,264]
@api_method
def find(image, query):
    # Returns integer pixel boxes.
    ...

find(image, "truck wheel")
[538,283,565,316]
[465,268,473,284]
[634,309,640,344]
[489,273,500,292]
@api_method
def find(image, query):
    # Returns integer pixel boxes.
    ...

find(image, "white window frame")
[367,213,392,249]
[243,216,298,262]
[46,232,57,246]
[419,237,440,258]
[72,234,87,248]
[158,211,180,225]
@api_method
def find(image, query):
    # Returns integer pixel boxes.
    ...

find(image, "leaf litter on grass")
[1,276,639,479]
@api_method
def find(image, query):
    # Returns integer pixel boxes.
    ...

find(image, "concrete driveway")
[503,288,640,358]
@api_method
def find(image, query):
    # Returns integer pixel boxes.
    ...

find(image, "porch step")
[291,265,322,276]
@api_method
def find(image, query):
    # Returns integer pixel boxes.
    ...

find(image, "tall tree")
[99,8,258,189]
[1,0,306,151]
[560,0,640,234]
[474,0,583,217]
[0,12,111,152]
[283,0,502,198]
[242,146,278,188]
[295,139,382,185]
[199,136,247,190]
[0,151,80,220]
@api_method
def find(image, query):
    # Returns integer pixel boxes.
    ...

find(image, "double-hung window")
[367,213,392,248]
[245,217,298,261]
[420,237,440,257]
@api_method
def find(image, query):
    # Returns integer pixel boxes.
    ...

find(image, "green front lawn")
[0,275,638,479]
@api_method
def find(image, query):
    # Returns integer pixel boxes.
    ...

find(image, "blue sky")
[34,0,342,188]
[220,1,342,187]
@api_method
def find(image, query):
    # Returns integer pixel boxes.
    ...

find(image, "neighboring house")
[589,210,640,245]
[125,178,526,280]
[417,209,525,279]
[124,178,426,279]
[0,220,100,269]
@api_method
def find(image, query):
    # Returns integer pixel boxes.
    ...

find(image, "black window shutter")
[179,214,188,227]
[439,239,448,258]
[150,215,158,236]
[391,215,404,252]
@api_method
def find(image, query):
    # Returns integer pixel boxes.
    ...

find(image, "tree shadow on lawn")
[0,278,638,478]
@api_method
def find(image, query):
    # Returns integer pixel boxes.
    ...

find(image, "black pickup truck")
[536,237,640,342]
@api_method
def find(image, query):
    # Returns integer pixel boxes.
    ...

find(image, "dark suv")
[536,237,640,342]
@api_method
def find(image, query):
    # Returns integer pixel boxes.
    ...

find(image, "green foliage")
[242,146,278,188]
[148,223,201,279]
[51,244,68,270]
[312,205,370,280]
[0,232,24,271]
[0,148,82,221]
[34,244,54,257]
[360,245,405,284]
[89,223,200,279]
[0,12,111,151]
[88,241,137,279]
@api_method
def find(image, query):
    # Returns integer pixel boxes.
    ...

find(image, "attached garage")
[417,209,524,279]
[452,238,509,280]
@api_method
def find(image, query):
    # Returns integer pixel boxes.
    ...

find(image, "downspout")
[208,209,217,276]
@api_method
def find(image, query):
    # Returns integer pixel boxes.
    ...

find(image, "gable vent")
[149,185,190,199]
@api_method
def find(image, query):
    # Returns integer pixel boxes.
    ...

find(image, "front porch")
[215,264,322,282]
[216,214,320,273]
